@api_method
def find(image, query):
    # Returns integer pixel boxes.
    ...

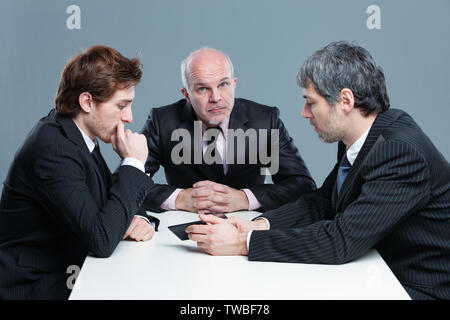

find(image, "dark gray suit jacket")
[141,98,316,212]
[249,109,450,300]
[0,109,158,299]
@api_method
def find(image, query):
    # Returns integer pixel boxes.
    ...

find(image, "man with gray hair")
[186,42,450,300]
[140,47,315,214]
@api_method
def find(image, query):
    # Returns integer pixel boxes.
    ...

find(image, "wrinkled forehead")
[187,52,233,85]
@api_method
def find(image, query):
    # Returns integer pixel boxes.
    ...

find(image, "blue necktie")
[336,153,351,194]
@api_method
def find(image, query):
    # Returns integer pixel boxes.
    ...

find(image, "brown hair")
[55,45,143,117]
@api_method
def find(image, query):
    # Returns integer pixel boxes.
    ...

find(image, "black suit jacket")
[141,98,316,212]
[249,109,450,300]
[0,109,158,299]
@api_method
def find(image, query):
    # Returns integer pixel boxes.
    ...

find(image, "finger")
[199,213,227,225]
[212,184,229,193]
[116,122,125,141]
[193,180,214,188]
[194,199,215,210]
[192,188,211,198]
[129,221,150,240]
[197,242,213,255]
[188,233,207,242]
[210,194,228,204]
[142,229,155,241]
[123,223,136,239]
[111,131,118,150]
[202,205,228,213]
[185,224,210,234]
[198,209,213,215]
[134,227,150,241]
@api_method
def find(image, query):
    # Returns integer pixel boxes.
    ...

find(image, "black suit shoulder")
[234,98,279,117]
[377,109,450,184]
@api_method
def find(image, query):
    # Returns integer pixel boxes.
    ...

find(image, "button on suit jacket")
[249,109,450,300]
[141,98,316,212]
[0,109,158,299]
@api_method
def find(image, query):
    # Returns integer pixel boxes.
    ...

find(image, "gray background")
[1,0,449,188]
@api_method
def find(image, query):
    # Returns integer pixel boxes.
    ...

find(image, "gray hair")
[297,41,390,116]
[180,47,234,91]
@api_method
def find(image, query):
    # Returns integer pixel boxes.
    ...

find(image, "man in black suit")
[141,47,315,213]
[186,42,450,300]
[0,45,158,299]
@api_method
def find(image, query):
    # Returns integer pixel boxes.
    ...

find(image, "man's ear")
[339,88,355,114]
[78,92,93,113]
[181,88,191,104]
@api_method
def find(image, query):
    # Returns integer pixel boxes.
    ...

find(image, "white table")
[69,211,410,300]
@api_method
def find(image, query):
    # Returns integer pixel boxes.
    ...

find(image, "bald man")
[140,47,315,214]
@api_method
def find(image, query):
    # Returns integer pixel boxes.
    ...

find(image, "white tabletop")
[69,210,410,300]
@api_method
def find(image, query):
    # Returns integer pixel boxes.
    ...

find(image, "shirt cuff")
[121,157,145,173]
[161,188,183,210]
[246,218,270,251]
[242,189,262,210]
[247,231,253,251]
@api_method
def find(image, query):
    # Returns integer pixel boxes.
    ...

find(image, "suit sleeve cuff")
[246,218,270,251]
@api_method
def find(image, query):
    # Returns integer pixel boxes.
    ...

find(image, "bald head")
[181,47,234,91]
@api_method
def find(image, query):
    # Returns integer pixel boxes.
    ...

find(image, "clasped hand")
[176,180,249,214]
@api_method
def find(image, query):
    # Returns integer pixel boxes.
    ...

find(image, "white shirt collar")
[346,128,370,166]
[74,123,97,153]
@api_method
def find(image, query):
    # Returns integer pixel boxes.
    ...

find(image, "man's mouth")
[207,106,226,113]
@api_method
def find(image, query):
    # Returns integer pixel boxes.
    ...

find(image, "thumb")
[112,122,125,154]
[116,122,125,141]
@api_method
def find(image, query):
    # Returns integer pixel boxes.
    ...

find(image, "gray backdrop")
[1,0,449,188]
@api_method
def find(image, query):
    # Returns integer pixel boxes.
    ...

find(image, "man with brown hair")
[0,45,158,299]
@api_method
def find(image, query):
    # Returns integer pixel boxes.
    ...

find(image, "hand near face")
[192,180,249,214]
[185,214,248,256]
[122,216,155,242]
[111,122,148,165]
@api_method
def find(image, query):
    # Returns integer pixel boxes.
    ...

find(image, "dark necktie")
[91,144,109,187]
[204,127,225,179]
[336,153,351,194]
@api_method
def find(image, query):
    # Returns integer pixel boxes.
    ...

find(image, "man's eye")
[219,82,228,88]
[197,87,206,92]
[118,104,127,110]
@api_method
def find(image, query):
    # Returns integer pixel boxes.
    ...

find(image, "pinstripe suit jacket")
[249,109,450,300]
[0,109,157,299]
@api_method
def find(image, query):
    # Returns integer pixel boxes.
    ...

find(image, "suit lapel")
[226,99,249,178]
[335,109,402,210]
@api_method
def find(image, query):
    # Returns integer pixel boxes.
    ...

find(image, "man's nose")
[122,108,133,123]
[210,88,221,102]
[302,103,312,119]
